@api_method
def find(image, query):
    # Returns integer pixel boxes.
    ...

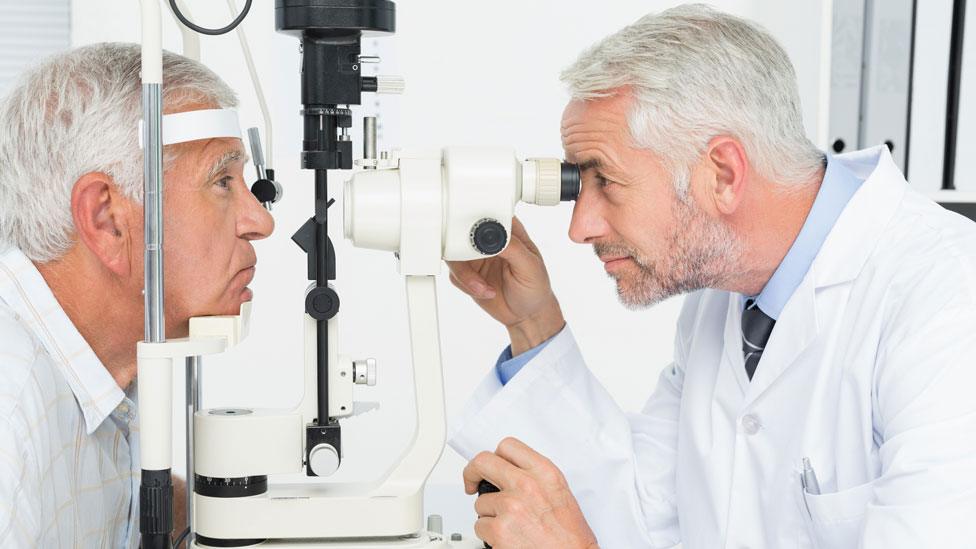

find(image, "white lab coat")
[449,146,976,549]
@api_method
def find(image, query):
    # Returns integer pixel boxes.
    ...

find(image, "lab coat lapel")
[812,146,907,288]
[743,273,818,404]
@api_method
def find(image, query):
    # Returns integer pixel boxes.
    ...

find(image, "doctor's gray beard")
[595,190,743,310]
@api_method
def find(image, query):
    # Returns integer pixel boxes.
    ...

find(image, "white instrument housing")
[344,147,566,270]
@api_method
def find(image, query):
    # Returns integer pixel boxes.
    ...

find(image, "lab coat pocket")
[800,480,874,549]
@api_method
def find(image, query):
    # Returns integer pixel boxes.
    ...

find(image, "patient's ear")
[70,172,133,277]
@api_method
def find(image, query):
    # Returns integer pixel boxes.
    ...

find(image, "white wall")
[68,0,828,534]
[0,0,70,96]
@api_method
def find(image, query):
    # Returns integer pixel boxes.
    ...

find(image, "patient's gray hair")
[0,42,237,262]
[561,4,824,192]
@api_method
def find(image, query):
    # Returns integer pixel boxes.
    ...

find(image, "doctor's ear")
[703,136,749,215]
[70,172,135,278]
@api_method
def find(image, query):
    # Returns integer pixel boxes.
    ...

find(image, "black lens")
[560,162,580,201]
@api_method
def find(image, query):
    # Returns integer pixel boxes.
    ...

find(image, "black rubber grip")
[560,162,580,201]
[478,479,500,495]
[477,480,501,549]
[139,469,174,548]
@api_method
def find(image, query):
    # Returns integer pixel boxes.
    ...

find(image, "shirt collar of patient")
[0,248,124,434]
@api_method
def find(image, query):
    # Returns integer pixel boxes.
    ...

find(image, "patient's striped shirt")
[0,247,139,548]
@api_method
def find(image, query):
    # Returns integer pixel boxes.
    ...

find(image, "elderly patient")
[0,43,273,546]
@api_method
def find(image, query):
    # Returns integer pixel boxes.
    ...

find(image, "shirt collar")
[0,247,124,434]
[751,155,864,319]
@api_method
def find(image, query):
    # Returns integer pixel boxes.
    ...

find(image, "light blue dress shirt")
[747,155,863,319]
[495,154,863,384]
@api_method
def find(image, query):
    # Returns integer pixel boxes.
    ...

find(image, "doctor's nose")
[568,185,608,244]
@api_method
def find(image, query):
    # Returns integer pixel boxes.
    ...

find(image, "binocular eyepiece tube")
[518,158,580,205]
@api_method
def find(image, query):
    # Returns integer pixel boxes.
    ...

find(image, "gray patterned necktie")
[741,299,776,380]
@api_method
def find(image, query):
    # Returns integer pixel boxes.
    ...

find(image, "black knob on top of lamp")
[470,218,508,255]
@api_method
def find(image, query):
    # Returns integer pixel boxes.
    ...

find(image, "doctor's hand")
[465,437,599,549]
[447,217,565,355]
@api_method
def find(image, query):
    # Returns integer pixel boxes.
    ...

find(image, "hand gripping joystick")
[477,479,501,549]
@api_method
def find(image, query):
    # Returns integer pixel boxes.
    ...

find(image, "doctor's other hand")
[446,217,565,355]
[465,437,599,549]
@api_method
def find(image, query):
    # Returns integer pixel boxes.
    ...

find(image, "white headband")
[138,108,242,148]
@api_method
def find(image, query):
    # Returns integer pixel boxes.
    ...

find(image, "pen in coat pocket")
[802,457,821,495]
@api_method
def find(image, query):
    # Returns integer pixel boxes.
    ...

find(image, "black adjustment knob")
[470,219,508,255]
[251,178,279,203]
[477,480,501,549]
[305,286,340,320]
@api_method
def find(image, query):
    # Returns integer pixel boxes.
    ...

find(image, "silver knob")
[375,75,406,95]
[364,116,377,170]
[308,443,340,477]
[427,514,443,536]
[247,127,267,180]
[353,358,377,386]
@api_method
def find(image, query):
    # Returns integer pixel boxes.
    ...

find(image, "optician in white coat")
[449,146,976,548]
[444,7,976,549]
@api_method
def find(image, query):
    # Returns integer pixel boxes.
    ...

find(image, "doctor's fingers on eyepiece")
[463,450,528,495]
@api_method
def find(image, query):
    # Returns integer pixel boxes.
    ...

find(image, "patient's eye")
[214,175,233,190]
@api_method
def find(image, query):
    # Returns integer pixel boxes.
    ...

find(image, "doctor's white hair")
[0,42,237,262]
[561,4,824,192]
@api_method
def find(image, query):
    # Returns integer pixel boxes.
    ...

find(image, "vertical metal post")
[140,81,173,549]
[364,116,377,169]
[315,167,330,425]
[184,356,200,547]
[247,127,268,180]
[143,83,165,344]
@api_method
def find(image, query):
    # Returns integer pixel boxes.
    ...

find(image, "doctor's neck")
[720,164,826,298]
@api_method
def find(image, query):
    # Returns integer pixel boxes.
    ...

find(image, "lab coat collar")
[812,145,907,288]
[0,247,124,434]
[728,145,906,403]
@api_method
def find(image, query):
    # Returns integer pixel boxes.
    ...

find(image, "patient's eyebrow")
[205,149,248,182]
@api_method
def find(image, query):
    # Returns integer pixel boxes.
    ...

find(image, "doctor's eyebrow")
[205,149,248,182]
[577,158,605,172]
